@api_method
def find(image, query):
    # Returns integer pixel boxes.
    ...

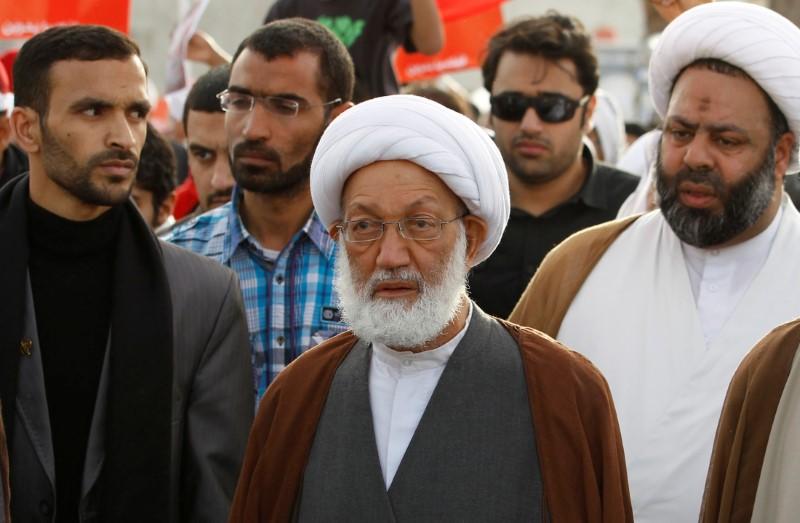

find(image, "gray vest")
[297,307,543,522]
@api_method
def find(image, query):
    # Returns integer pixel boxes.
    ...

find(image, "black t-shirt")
[468,147,639,318]
[264,0,415,101]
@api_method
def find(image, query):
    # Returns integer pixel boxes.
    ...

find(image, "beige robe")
[510,201,800,522]
[701,318,800,522]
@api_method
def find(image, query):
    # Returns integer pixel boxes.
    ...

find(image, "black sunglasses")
[490,92,590,123]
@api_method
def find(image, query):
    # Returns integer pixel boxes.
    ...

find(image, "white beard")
[334,227,469,350]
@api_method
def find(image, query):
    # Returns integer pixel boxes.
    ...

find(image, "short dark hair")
[14,24,142,115]
[673,58,790,142]
[404,83,473,117]
[182,65,230,132]
[482,12,598,96]
[232,18,354,103]
[137,123,177,217]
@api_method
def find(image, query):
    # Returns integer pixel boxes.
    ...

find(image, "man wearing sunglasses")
[165,19,354,402]
[467,13,638,319]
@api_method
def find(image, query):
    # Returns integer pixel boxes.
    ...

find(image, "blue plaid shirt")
[164,188,347,400]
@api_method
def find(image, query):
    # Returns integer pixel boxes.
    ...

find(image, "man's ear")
[328,221,342,241]
[462,214,488,267]
[10,106,42,154]
[581,95,597,134]
[156,192,176,228]
[0,115,11,152]
[774,131,795,182]
[328,101,354,122]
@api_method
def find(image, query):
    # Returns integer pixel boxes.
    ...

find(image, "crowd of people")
[2,0,800,522]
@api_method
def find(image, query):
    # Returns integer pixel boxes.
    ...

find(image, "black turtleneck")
[27,199,121,523]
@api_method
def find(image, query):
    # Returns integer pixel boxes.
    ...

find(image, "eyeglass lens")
[343,218,444,242]
[219,91,300,116]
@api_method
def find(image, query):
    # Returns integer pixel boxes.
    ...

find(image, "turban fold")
[310,94,510,265]
[649,1,800,171]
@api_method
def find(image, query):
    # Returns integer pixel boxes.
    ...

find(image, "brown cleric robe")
[700,318,800,522]
[229,320,633,522]
[508,216,638,335]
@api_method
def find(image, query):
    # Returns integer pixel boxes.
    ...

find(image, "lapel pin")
[20,338,33,356]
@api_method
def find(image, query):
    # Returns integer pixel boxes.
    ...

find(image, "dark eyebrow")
[271,93,307,103]
[706,123,749,136]
[69,97,113,112]
[129,100,152,115]
[188,143,213,153]
[668,115,749,137]
[537,90,576,99]
[666,115,699,131]
[69,97,151,116]
[226,85,253,95]
[226,85,308,105]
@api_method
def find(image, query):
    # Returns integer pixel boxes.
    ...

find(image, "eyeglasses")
[217,89,342,117]
[336,215,466,243]
[490,92,590,123]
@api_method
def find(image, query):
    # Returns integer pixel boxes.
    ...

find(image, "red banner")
[395,4,503,84]
[438,0,504,22]
[0,0,130,40]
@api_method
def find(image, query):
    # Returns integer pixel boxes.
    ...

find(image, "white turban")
[649,1,800,171]
[310,94,510,266]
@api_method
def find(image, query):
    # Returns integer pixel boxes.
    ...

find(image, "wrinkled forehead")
[341,160,465,217]
[665,65,774,132]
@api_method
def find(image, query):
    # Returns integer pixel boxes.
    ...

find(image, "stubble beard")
[502,133,583,186]
[230,127,323,199]
[334,227,470,350]
[40,122,137,207]
[656,146,777,248]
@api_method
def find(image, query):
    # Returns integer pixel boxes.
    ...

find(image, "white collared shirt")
[368,304,473,488]
[682,206,783,346]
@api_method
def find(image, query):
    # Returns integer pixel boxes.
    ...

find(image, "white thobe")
[369,305,472,488]
[558,195,800,523]
[682,206,782,345]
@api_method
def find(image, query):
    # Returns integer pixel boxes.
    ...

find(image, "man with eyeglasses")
[466,13,638,318]
[165,19,353,401]
[229,94,632,523]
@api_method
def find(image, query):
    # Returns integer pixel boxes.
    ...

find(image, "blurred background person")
[171,65,235,223]
[624,121,649,146]
[587,88,627,165]
[131,123,178,232]
[264,0,444,101]
[404,79,477,119]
